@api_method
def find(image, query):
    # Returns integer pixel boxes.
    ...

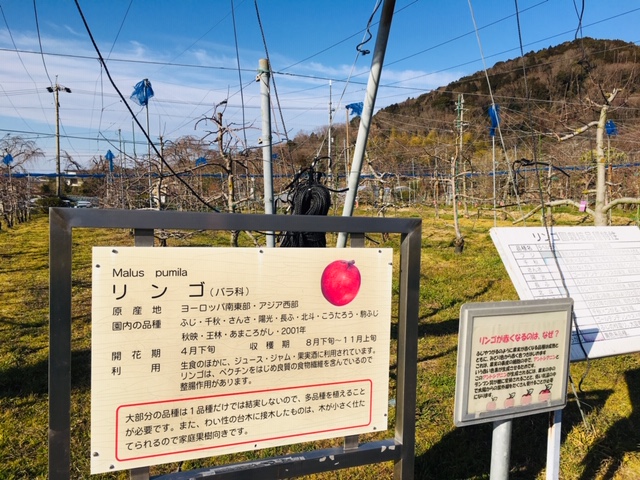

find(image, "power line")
[383,8,640,88]
[73,0,220,212]
[231,0,248,148]
[3,30,635,102]
[0,5,47,132]
[385,0,549,71]
[32,0,53,87]
[3,1,640,172]
[254,0,289,142]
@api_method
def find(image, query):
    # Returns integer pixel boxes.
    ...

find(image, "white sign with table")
[490,226,640,361]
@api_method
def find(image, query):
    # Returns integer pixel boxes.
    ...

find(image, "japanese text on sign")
[454,300,572,426]
[491,226,640,360]
[91,247,393,473]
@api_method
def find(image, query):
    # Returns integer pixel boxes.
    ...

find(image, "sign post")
[490,226,640,360]
[454,298,573,478]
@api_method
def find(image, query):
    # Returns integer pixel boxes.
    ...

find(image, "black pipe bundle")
[280,159,332,247]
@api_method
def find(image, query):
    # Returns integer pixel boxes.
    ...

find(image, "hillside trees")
[2,38,639,230]
[364,38,640,226]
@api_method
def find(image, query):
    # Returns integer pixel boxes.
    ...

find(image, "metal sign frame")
[454,298,573,427]
[49,208,421,480]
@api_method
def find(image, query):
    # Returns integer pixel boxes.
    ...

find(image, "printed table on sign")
[491,226,640,360]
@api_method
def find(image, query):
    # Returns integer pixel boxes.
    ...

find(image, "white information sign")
[454,299,573,426]
[90,247,393,474]
[490,226,640,360]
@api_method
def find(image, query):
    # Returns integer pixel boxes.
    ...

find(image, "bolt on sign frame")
[48,208,421,480]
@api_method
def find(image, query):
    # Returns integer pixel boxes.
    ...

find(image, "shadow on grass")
[0,348,91,398]
[0,316,48,329]
[418,317,459,338]
[417,278,497,318]
[390,317,459,342]
[578,368,640,480]
[415,389,613,480]
[389,317,458,374]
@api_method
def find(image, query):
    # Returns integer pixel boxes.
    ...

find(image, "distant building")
[64,170,84,188]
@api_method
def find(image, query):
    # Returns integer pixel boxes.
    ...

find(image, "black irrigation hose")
[280,165,332,248]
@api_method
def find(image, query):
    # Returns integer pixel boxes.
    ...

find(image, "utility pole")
[118,129,125,208]
[146,102,152,208]
[47,80,71,197]
[157,135,164,210]
[452,94,465,253]
[328,80,332,163]
[328,81,338,198]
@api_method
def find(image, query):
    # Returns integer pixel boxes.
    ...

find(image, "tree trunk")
[594,102,609,226]
[215,112,238,246]
[452,155,463,253]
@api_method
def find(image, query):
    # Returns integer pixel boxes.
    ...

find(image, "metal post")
[607,135,612,225]
[328,80,334,192]
[492,135,497,226]
[452,95,464,246]
[490,419,512,480]
[258,58,275,247]
[345,109,350,189]
[48,210,73,479]
[146,104,153,209]
[119,129,125,208]
[337,0,396,247]
[130,467,150,480]
[130,229,153,480]
[546,410,562,480]
[328,80,332,163]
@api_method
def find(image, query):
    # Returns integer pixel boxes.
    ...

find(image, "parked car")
[74,200,93,208]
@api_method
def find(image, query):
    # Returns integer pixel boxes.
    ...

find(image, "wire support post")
[337,0,396,247]
[258,58,275,247]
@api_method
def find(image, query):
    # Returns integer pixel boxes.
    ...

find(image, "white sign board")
[490,226,640,360]
[90,247,393,473]
[454,299,573,426]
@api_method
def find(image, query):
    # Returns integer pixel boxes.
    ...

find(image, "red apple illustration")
[486,396,497,411]
[504,392,516,408]
[321,260,361,306]
[521,388,533,406]
[539,385,552,402]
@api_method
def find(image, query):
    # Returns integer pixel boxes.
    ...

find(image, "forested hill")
[373,37,640,142]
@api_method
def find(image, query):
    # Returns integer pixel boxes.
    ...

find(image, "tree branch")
[513,199,594,224]
[603,197,640,213]
[557,121,598,141]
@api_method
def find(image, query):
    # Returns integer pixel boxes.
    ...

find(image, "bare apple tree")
[195,102,259,246]
[0,135,43,228]
[517,88,640,225]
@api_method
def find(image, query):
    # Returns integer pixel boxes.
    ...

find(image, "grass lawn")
[1,208,639,479]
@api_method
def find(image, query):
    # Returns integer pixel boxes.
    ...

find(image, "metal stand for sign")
[490,419,512,480]
[49,208,421,480]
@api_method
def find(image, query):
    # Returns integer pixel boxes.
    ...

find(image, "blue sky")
[1,0,639,172]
